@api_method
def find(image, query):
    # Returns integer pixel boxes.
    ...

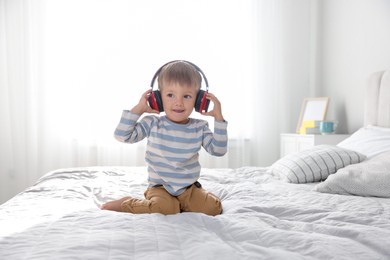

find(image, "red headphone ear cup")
[195,90,210,113]
[148,90,164,112]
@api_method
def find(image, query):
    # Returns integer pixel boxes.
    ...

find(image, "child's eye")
[184,95,192,99]
[167,93,174,98]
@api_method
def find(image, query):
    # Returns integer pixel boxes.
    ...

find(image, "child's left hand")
[201,92,225,122]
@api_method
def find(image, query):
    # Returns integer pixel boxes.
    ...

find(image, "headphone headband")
[150,60,209,91]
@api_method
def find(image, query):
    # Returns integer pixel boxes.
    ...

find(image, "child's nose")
[176,97,184,106]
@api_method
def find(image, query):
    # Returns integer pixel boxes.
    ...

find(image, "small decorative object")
[320,120,338,135]
[299,120,321,134]
[296,97,329,134]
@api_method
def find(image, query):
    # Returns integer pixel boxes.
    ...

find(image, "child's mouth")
[173,109,185,113]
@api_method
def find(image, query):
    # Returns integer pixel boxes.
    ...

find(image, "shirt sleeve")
[114,110,152,143]
[202,120,228,156]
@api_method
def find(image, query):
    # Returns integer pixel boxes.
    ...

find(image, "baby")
[101,61,228,216]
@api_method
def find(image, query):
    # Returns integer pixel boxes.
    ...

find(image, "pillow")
[315,151,390,198]
[269,145,366,183]
[337,125,390,159]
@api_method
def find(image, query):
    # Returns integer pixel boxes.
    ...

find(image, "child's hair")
[158,61,202,90]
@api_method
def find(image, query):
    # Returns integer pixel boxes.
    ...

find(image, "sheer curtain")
[0,0,313,203]
[251,0,314,167]
[0,0,46,202]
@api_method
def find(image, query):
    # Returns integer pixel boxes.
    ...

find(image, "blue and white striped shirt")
[114,111,228,196]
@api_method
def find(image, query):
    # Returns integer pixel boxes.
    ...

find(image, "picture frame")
[296,97,330,133]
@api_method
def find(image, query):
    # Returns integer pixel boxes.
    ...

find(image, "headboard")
[365,70,390,127]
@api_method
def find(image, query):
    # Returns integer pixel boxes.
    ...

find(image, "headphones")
[148,60,210,113]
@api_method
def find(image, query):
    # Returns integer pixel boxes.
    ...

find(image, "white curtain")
[251,0,314,166]
[0,0,46,202]
[0,0,313,203]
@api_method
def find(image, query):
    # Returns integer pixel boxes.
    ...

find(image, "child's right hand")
[130,89,160,115]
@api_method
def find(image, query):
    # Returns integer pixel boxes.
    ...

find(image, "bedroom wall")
[318,0,390,133]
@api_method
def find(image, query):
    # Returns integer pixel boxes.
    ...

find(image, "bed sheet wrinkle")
[170,218,188,259]
[181,214,245,259]
[22,214,61,259]
[258,224,380,260]
[105,216,115,260]
[201,215,309,260]
[151,215,167,259]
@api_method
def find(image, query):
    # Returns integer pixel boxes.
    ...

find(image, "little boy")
[101,61,228,216]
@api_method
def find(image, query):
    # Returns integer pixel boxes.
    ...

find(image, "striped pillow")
[269,145,366,183]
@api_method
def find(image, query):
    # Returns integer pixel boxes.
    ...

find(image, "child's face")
[160,83,198,124]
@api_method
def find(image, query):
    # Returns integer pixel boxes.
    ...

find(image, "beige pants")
[121,183,222,216]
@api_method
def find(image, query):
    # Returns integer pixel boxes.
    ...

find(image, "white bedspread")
[0,166,390,259]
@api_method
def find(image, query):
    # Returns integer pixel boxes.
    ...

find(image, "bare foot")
[100,196,132,212]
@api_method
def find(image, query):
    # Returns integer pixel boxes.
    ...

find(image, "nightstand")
[280,133,350,158]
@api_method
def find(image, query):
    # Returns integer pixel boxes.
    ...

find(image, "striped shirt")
[114,110,228,196]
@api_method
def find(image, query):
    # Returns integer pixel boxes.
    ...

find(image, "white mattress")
[0,166,389,259]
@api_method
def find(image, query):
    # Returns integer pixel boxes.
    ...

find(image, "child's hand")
[130,89,160,115]
[201,92,225,121]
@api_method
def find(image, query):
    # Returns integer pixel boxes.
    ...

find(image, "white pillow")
[315,151,390,198]
[337,125,390,159]
[269,145,366,183]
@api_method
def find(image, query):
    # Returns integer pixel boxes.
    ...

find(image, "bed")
[1,71,390,260]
